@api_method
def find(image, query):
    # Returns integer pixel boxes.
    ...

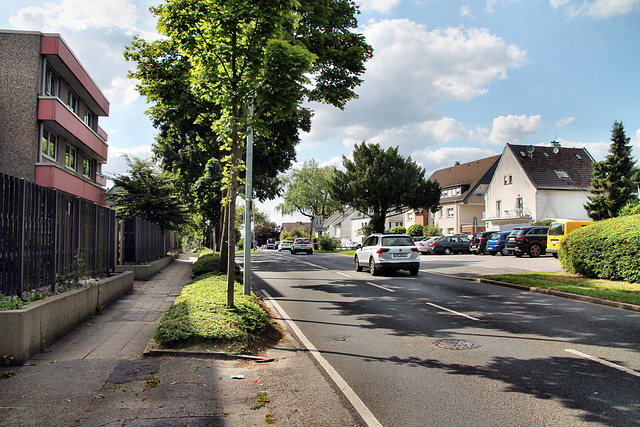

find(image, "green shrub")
[532,220,554,226]
[153,272,267,346]
[561,214,640,283]
[618,200,640,216]
[406,224,425,237]
[192,253,220,277]
[424,223,443,236]
[318,235,339,251]
[0,295,24,311]
[388,226,406,234]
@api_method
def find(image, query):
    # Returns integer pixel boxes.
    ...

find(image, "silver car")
[354,234,420,276]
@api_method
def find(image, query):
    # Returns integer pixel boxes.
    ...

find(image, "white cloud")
[419,117,485,144]
[487,114,543,144]
[486,0,498,12]
[358,0,402,14]
[551,0,640,18]
[105,76,140,106]
[304,19,528,149]
[460,5,475,18]
[556,117,576,127]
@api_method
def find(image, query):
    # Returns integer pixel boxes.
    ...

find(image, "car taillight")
[411,247,418,252]
[376,248,390,254]
[515,237,526,242]
[428,242,435,246]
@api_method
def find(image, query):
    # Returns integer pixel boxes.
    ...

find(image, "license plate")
[393,253,408,258]
[551,239,559,244]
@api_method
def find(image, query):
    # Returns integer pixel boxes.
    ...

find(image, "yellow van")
[547,220,592,258]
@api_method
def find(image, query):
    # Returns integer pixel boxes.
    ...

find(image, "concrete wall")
[0,31,41,181]
[115,255,175,280]
[0,271,133,365]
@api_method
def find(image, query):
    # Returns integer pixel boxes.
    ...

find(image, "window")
[82,158,94,178]
[504,174,512,185]
[447,208,454,218]
[438,208,443,218]
[515,197,523,215]
[68,91,79,115]
[41,129,57,160]
[496,200,502,218]
[441,190,448,198]
[555,170,570,179]
[454,187,461,195]
[45,68,59,97]
[65,146,77,170]
[84,110,97,130]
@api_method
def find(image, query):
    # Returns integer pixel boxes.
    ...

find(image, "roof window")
[555,170,570,179]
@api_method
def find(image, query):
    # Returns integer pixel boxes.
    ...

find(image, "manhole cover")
[433,339,481,350]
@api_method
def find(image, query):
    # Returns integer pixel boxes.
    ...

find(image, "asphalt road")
[248,250,640,426]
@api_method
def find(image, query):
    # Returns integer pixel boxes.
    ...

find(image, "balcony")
[35,165,106,205]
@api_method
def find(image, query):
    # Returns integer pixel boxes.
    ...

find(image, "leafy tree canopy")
[330,142,441,233]
[585,121,639,220]
[109,156,189,230]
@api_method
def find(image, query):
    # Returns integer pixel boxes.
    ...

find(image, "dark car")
[485,231,511,256]
[505,226,549,257]
[470,231,494,255]
[426,235,471,255]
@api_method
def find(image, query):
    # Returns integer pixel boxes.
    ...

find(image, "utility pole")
[243,105,253,295]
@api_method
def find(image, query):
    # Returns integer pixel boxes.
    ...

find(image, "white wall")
[536,190,592,221]
[484,149,536,220]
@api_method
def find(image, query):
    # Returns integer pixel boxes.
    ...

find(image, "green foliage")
[407,224,425,237]
[560,214,640,283]
[358,223,375,239]
[277,160,342,235]
[618,200,640,216]
[424,223,443,236]
[330,142,441,233]
[3,354,14,366]
[388,226,406,234]
[0,371,16,380]
[109,156,188,230]
[27,293,45,303]
[532,220,553,226]
[153,272,267,346]
[0,295,24,311]
[280,226,308,240]
[585,121,639,220]
[318,235,339,251]
[192,252,240,277]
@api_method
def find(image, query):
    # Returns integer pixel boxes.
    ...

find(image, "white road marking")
[336,272,352,278]
[564,349,640,378]
[426,302,480,321]
[262,290,384,427]
[366,282,396,293]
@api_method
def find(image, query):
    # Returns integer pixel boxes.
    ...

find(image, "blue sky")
[2,0,639,222]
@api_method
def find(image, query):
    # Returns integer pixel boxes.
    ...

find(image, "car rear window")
[490,233,501,239]
[381,236,414,246]
[510,230,524,237]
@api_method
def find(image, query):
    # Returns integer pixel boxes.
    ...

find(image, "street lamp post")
[243,106,253,295]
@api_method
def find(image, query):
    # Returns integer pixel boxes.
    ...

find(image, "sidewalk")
[0,254,362,426]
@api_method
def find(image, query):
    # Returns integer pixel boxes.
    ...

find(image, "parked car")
[265,240,277,250]
[415,236,442,254]
[412,236,427,243]
[485,231,511,256]
[291,238,313,254]
[470,231,494,255]
[547,220,592,258]
[354,233,420,276]
[278,240,292,251]
[505,226,549,257]
[426,235,471,255]
[340,240,360,249]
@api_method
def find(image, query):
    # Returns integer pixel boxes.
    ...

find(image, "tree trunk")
[218,202,228,273]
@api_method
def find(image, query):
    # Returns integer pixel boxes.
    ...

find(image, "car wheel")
[529,244,542,257]
[553,253,558,259]
[490,251,497,256]
[443,247,452,255]
[515,252,523,258]
[309,250,313,255]
[369,258,378,276]
[355,256,363,272]
[409,266,419,276]
[501,246,509,256]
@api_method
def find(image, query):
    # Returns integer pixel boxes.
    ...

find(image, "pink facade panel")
[36,165,105,205]
[40,35,110,116]
[38,98,108,161]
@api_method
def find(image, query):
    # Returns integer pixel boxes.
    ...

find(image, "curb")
[142,338,275,363]
[429,271,640,313]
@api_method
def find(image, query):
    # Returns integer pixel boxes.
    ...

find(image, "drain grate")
[433,339,481,350]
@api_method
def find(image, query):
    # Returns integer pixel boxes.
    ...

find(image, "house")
[423,155,501,235]
[281,221,311,235]
[0,30,110,205]
[322,208,409,242]
[483,143,594,231]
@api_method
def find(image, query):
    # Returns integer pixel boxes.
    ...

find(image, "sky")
[2,0,640,224]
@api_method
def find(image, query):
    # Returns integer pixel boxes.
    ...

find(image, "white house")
[483,143,594,231]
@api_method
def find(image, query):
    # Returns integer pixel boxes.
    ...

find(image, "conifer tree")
[584,121,639,220]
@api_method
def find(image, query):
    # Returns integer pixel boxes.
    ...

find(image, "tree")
[109,156,188,230]
[277,160,342,237]
[330,142,441,233]
[406,224,425,237]
[133,0,372,306]
[585,121,639,220]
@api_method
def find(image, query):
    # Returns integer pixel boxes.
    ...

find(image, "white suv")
[291,238,313,254]
[355,234,420,276]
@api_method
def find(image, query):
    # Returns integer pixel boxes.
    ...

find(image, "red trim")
[36,165,106,205]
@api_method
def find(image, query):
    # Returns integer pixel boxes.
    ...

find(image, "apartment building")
[0,30,110,204]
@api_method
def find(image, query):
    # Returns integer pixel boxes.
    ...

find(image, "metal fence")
[121,217,178,265]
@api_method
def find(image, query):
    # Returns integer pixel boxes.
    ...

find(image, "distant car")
[426,235,471,255]
[506,226,549,257]
[278,240,292,251]
[412,236,427,243]
[291,238,313,254]
[266,241,277,250]
[354,233,420,276]
[340,240,360,250]
[469,231,494,255]
[485,231,511,256]
[415,236,442,254]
